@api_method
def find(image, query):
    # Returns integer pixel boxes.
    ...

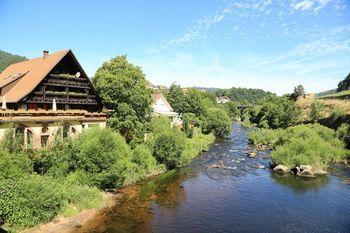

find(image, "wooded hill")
[214,87,275,104]
[0,50,27,72]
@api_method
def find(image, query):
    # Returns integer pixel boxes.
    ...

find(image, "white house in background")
[216,96,231,104]
[151,93,182,126]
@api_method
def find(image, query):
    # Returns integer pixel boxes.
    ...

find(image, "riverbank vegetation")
[0,117,215,231]
[1,55,224,232]
[249,124,349,170]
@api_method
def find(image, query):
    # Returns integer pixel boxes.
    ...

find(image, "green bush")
[248,128,283,146]
[330,106,347,122]
[0,175,64,229]
[309,100,325,122]
[153,131,186,169]
[203,108,232,137]
[35,138,77,177]
[182,129,215,163]
[183,113,200,138]
[0,150,32,180]
[74,127,134,189]
[132,144,165,178]
[249,124,348,169]
[337,123,350,148]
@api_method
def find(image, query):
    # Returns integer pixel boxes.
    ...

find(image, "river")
[77,123,350,233]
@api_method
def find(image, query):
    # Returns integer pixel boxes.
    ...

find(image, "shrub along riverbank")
[248,124,349,176]
[0,117,215,232]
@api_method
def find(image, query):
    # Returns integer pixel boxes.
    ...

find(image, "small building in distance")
[0,49,107,149]
[151,93,182,126]
[216,96,231,104]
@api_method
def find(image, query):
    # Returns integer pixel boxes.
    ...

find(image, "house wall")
[0,120,106,149]
[153,99,172,113]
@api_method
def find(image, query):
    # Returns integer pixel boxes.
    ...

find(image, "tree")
[165,84,188,113]
[203,108,232,138]
[337,73,350,92]
[291,84,305,100]
[223,102,240,120]
[153,131,185,169]
[93,55,151,142]
[254,96,301,129]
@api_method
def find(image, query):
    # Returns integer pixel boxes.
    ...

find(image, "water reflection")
[271,173,330,193]
[75,170,189,233]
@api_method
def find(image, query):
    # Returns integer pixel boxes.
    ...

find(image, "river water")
[77,123,350,233]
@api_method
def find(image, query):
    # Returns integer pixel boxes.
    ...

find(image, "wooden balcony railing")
[0,109,107,122]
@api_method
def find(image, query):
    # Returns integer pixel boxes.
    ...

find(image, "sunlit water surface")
[77,123,350,233]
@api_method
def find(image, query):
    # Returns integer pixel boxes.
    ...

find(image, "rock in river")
[273,165,289,174]
[296,165,315,178]
[247,151,258,158]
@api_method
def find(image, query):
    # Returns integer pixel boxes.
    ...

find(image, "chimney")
[43,50,49,59]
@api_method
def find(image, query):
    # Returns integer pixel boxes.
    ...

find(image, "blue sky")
[0,0,349,95]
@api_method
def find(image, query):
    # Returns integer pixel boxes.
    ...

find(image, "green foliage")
[183,113,200,138]
[93,55,151,142]
[73,127,134,189]
[1,127,26,153]
[252,96,301,129]
[181,128,215,163]
[203,108,232,137]
[165,84,188,113]
[309,100,325,122]
[249,124,349,169]
[153,130,186,170]
[0,150,32,180]
[337,73,350,92]
[0,50,27,72]
[215,87,274,104]
[330,106,347,122]
[132,144,165,178]
[0,175,63,228]
[291,84,305,100]
[147,117,214,169]
[35,138,77,177]
[337,123,350,148]
[166,85,216,116]
[59,181,102,217]
[223,101,240,120]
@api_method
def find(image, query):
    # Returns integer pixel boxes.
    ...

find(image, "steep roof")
[0,50,70,103]
[151,93,173,111]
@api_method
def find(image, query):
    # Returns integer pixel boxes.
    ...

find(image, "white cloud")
[291,0,334,14]
[292,0,314,11]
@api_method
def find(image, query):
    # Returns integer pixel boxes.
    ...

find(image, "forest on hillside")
[214,87,275,104]
[0,50,27,72]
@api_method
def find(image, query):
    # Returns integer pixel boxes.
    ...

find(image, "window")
[63,124,69,138]
[70,127,77,135]
[41,135,49,147]
[27,129,34,148]
[42,125,49,134]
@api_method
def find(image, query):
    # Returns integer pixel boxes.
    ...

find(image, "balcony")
[0,109,107,123]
